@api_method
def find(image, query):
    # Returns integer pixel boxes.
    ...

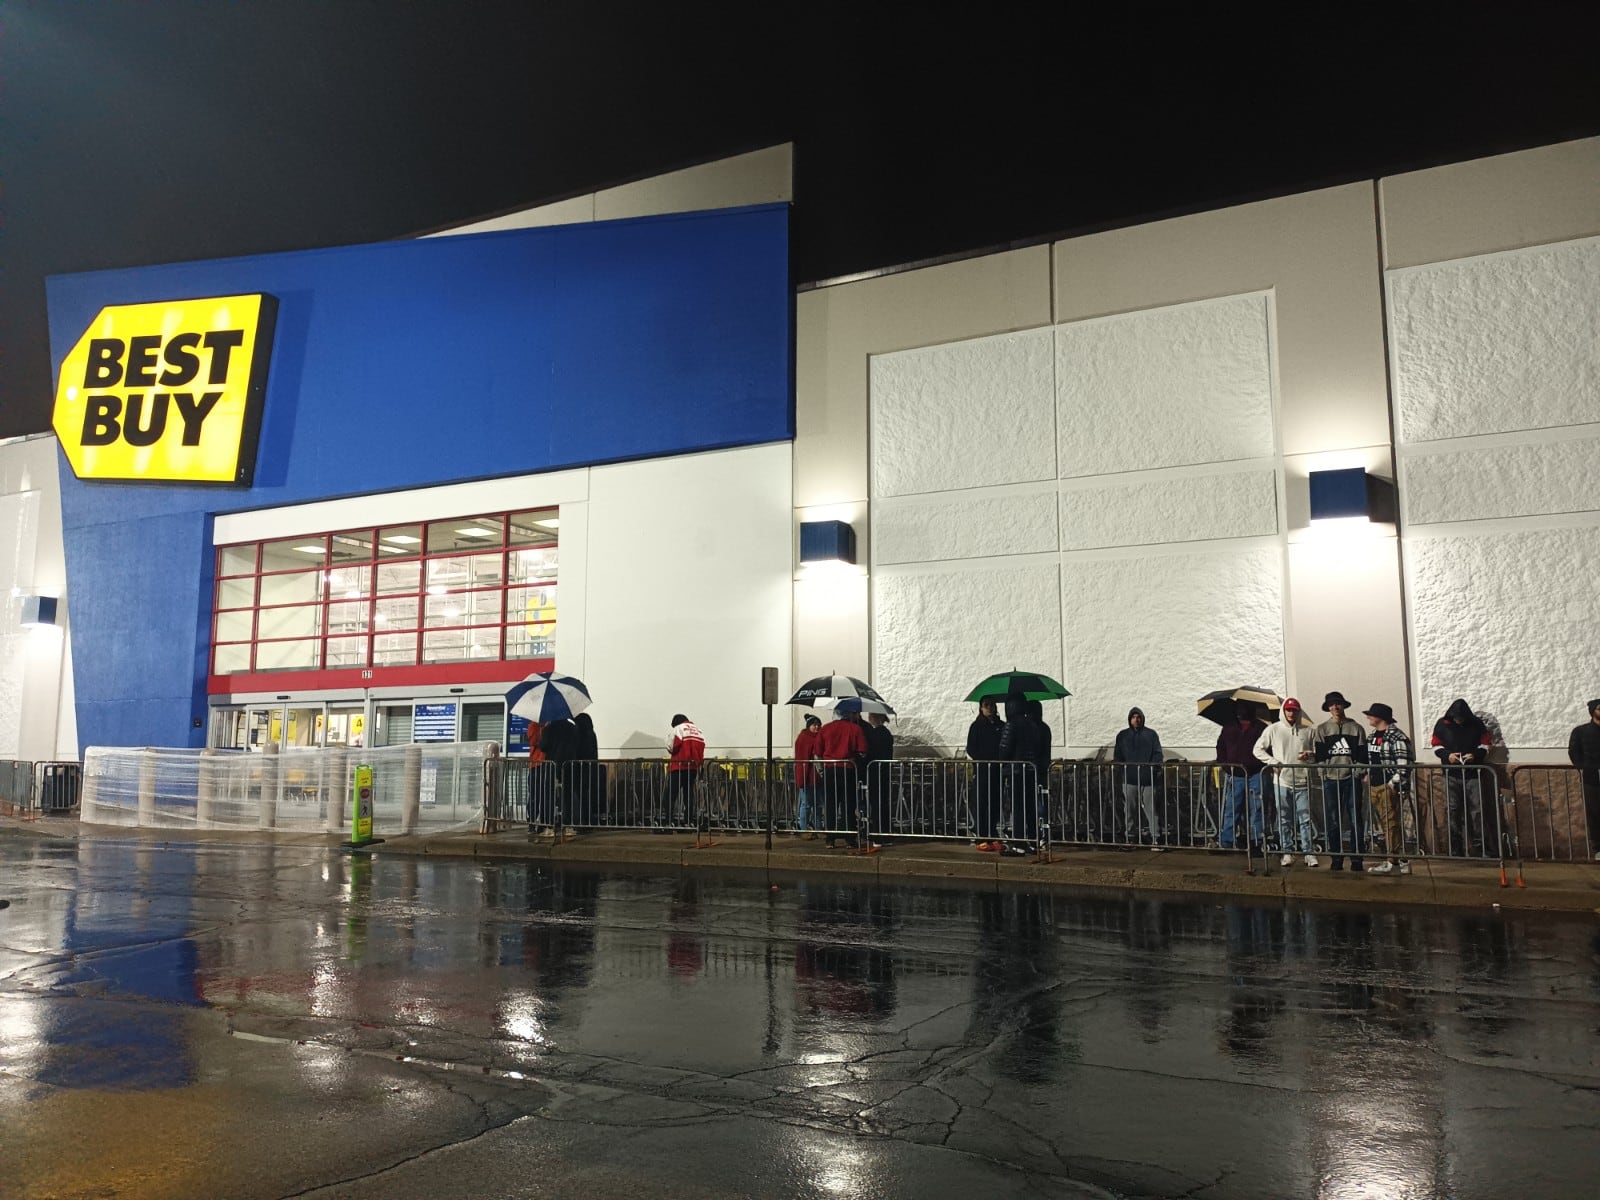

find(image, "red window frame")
[209,510,557,693]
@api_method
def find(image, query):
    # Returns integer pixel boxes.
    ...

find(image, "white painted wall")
[1388,236,1600,750]
[866,291,1289,757]
[0,434,74,761]
[214,442,793,758]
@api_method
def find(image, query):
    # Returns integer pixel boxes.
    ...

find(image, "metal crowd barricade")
[868,760,1039,844]
[1049,761,1251,852]
[35,762,81,814]
[1508,765,1594,862]
[1,759,36,818]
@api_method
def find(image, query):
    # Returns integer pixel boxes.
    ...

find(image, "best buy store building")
[16,140,1600,767]
[39,177,795,761]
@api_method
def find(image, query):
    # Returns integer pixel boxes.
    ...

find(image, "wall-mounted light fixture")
[799,520,857,565]
[19,596,57,628]
[1309,468,1396,524]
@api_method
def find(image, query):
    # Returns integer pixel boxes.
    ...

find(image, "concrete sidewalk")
[12,814,1596,913]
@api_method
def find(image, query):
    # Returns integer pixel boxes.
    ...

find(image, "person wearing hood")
[966,697,1006,850]
[1431,698,1493,856]
[533,716,578,838]
[1254,698,1318,868]
[863,711,895,848]
[1114,707,1164,847]
[1566,699,1600,862]
[997,694,1046,852]
[1315,691,1367,871]
[794,713,823,838]
[566,711,599,829]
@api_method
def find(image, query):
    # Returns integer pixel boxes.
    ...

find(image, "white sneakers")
[1304,854,1318,868]
[1369,860,1412,875]
[1280,853,1293,867]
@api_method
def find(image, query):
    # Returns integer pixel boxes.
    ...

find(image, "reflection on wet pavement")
[1,833,1597,1199]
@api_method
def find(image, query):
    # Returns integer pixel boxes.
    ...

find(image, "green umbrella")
[964,670,1071,703]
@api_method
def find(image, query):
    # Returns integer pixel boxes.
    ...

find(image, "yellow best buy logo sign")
[53,294,277,485]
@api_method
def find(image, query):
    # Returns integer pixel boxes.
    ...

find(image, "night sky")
[3,1,1597,439]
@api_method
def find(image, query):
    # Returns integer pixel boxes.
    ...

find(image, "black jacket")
[572,712,598,760]
[1431,698,1490,764]
[1568,720,1600,779]
[538,718,579,764]
[864,723,895,764]
[966,714,1004,760]
[999,699,1047,783]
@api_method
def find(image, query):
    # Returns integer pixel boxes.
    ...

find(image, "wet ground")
[1,833,1598,1200]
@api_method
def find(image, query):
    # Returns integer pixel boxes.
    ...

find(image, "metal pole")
[765,700,774,851]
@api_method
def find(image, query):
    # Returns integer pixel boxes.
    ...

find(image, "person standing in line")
[793,713,823,839]
[1316,691,1367,871]
[535,716,577,838]
[1115,707,1165,847]
[566,711,599,832]
[1026,700,1054,848]
[665,714,706,831]
[998,694,1046,853]
[1215,704,1269,852]
[1254,698,1318,868]
[863,710,896,848]
[816,706,867,849]
[1364,702,1415,875]
[966,697,1006,851]
[1566,699,1600,861]
[1431,698,1493,856]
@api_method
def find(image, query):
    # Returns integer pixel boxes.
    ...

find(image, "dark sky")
[3,1,1597,439]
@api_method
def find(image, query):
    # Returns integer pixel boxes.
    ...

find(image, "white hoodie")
[1254,714,1317,787]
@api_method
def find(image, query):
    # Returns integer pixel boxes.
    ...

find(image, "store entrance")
[208,692,511,751]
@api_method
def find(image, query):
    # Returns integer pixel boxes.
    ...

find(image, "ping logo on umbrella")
[52,293,278,485]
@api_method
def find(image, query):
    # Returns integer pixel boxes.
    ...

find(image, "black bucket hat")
[1362,702,1395,722]
[1322,691,1352,711]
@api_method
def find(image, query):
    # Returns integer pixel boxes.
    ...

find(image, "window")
[211,507,557,679]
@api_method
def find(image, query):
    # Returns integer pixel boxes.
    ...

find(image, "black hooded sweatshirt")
[572,712,598,760]
[1431,698,1490,764]
[966,709,1004,760]
[998,697,1046,784]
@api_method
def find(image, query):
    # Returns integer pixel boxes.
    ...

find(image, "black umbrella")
[786,674,888,707]
[1197,687,1283,726]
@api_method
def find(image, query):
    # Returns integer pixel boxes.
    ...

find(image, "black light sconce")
[19,596,57,627]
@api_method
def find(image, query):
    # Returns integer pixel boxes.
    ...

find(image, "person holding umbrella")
[1215,701,1269,852]
[816,705,867,848]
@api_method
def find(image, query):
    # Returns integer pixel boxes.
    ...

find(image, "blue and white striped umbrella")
[507,672,592,723]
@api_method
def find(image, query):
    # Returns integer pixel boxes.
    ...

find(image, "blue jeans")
[796,786,811,831]
[1274,780,1315,853]
[1322,776,1363,863]
[1221,773,1263,847]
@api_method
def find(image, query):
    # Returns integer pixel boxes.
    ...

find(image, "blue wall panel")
[47,205,791,751]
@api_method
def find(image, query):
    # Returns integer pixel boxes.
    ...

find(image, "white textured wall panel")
[586,444,792,757]
[1405,436,1600,525]
[873,562,1063,752]
[1408,526,1600,748]
[0,490,40,757]
[1056,293,1276,477]
[874,488,1058,565]
[870,329,1055,498]
[1061,544,1286,751]
[1060,468,1279,551]
[1390,238,1600,443]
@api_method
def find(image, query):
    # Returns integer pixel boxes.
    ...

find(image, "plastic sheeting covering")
[79,742,496,834]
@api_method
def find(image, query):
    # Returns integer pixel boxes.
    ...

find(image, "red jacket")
[816,717,866,765]
[669,720,705,771]
[794,726,823,787]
